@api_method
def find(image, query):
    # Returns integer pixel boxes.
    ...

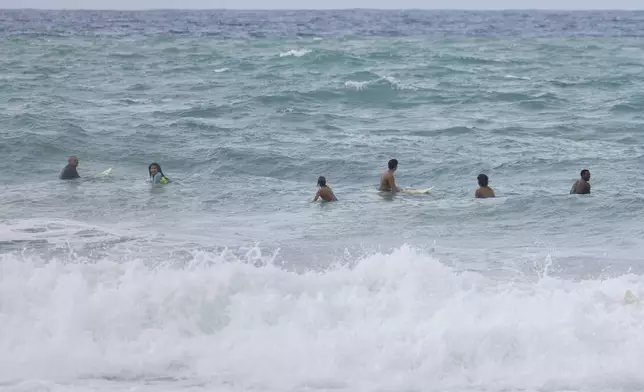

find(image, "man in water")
[312,176,338,202]
[59,155,80,180]
[379,158,401,193]
[570,169,591,194]
[475,174,495,198]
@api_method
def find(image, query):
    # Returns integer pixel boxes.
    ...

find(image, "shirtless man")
[474,174,495,198]
[312,176,338,202]
[570,169,591,195]
[379,159,401,193]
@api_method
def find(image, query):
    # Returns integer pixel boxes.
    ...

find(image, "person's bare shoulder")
[476,187,495,198]
[583,182,591,194]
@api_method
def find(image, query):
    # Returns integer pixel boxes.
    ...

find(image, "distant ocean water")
[2,9,644,392]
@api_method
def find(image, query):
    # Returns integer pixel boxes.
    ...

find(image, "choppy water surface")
[1,10,644,392]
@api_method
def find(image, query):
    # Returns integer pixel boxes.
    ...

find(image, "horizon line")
[2,7,643,11]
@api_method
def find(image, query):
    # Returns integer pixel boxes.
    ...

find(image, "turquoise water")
[1,10,644,392]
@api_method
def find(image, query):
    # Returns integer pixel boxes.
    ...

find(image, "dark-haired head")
[477,174,489,187]
[580,169,590,180]
[317,176,327,187]
[149,162,163,178]
[388,159,398,170]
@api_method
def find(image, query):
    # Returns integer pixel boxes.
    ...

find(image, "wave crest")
[0,246,643,390]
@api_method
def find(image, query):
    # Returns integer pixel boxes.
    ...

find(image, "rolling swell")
[4,10,644,38]
[0,15,642,293]
[154,105,241,119]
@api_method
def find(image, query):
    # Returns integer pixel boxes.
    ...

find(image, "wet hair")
[580,169,590,177]
[477,174,489,187]
[317,176,327,187]
[388,159,398,170]
[149,162,164,178]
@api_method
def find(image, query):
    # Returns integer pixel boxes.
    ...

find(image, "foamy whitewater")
[2,9,644,392]
[3,248,644,392]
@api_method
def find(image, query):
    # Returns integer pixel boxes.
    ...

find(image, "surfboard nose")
[624,290,640,305]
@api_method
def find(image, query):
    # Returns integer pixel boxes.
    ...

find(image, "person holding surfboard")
[59,155,80,180]
[379,159,401,193]
[149,163,170,184]
[312,176,337,202]
[475,174,495,198]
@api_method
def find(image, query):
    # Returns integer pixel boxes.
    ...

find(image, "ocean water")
[2,9,644,392]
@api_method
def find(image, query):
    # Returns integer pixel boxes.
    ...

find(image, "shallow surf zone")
[1,245,643,392]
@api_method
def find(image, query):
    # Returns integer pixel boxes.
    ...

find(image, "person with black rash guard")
[59,156,80,180]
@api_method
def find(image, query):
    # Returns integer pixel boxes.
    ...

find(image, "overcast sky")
[1,0,641,10]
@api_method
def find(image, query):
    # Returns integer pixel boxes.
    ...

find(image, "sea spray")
[1,246,643,391]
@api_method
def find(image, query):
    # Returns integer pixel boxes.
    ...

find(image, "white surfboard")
[401,187,434,195]
[96,168,112,177]
[624,290,640,305]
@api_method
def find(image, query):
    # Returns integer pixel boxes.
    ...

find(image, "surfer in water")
[59,155,80,180]
[149,163,170,184]
[379,159,401,193]
[570,169,591,194]
[475,174,495,198]
[312,176,337,202]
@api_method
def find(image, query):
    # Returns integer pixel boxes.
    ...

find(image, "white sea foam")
[1,245,643,392]
[381,75,418,90]
[344,80,370,90]
[279,49,312,57]
[344,75,418,91]
[504,74,532,80]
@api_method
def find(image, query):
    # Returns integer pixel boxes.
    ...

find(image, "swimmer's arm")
[152,173,161,184]
[312,190,320,202]
[570,181,578,194]
[388,176,399,193]
[475,188,482,198]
